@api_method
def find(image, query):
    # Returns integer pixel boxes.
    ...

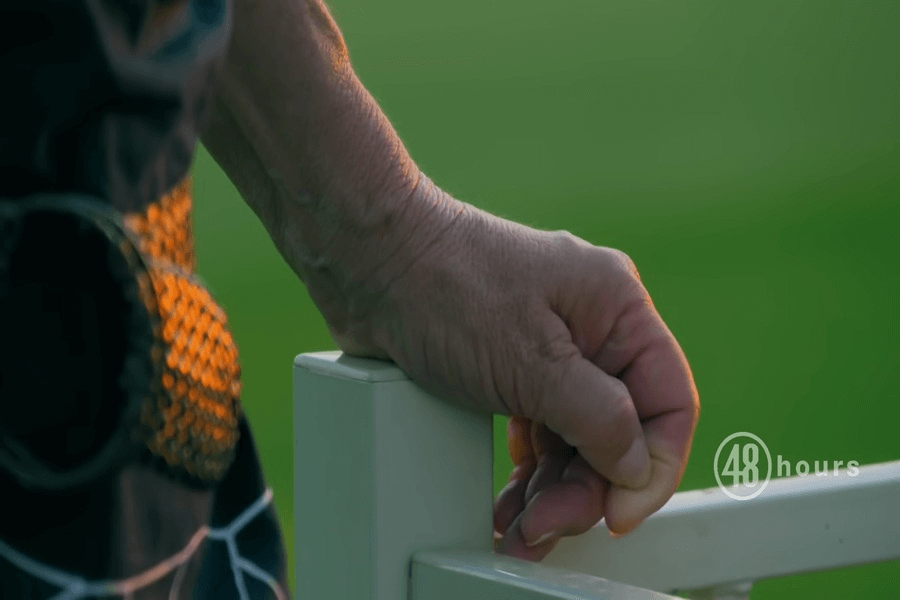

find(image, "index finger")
[604,317,700,535]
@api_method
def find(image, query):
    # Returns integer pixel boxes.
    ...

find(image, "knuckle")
[547,229,590,257]
[600,247,641,280]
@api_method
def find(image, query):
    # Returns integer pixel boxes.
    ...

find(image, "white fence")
[294,351,900,600]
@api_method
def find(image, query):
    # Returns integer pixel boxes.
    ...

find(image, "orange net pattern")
[124,178,241,484]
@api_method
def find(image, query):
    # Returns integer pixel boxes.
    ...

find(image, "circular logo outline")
[714,431,772,501]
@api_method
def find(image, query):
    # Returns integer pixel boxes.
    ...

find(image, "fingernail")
[525,531,558,547]
[608,519,644,539]
[616,439,651,489]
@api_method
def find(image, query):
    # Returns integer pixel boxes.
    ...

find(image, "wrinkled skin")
[331,202,700,561]
[204,0,700,563]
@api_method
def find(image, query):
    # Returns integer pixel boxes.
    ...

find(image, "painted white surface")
[294,353,493,600]
[294,352,900,599]
[543,460,900,593]
[411,550,678,600]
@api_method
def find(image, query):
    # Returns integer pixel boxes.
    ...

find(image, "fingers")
[495,454,608,561]
[519,454,608,546]
[494,510,562,562]
[507,415,534,465]
[604,429,688,534]
[494,417,535,536]
[494,419,608,560]
[538,354,652,491]
[493,477,527,537]
[495,417,555,537]
[523,422,576,505]
[605,326,699,534]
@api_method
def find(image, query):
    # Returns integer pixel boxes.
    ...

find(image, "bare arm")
[201,0,699,561]
[201,0,462,347]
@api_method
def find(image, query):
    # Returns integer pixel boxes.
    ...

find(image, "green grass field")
[191,1,899,596]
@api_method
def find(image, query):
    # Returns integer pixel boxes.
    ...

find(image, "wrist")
[296,171,468,353]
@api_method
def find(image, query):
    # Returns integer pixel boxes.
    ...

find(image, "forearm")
[201,0,464,339]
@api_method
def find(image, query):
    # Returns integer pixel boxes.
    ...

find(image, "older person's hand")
[202,0,699,563]
[330,197,700,561]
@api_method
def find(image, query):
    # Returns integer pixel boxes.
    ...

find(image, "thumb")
[536,353,651,490]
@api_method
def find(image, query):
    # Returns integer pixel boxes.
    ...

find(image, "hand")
[198,0,697,560]
[331,193,700,562]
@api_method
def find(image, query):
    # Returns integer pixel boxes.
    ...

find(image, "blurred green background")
[191,0,899,597]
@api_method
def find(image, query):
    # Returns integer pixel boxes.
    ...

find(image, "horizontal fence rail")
[294,352,900,600]
[543,460,900,595]
[409,550,678,600]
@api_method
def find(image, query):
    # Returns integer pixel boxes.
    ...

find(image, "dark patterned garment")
[0,1,291,598]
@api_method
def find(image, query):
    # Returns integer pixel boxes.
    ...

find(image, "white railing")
[293,352,900,600]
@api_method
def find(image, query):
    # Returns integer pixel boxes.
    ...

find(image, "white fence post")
[293,350,900,599]
[293,351,494,600]
[294,351,680,600]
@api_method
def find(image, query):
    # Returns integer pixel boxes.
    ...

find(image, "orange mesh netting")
[124,178,241,484]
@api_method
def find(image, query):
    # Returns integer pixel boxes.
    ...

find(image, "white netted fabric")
[0,489,287,600]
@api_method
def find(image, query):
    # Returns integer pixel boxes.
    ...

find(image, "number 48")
[722,442,760,488]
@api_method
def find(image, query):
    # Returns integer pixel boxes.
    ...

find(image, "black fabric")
[0,195,154,491]
[194,419,290,599]
[0,0,230,212]
[0,417,289,599]
[0,1,292,598]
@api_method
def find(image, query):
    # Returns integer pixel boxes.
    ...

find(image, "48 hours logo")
[714,432,773,500]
